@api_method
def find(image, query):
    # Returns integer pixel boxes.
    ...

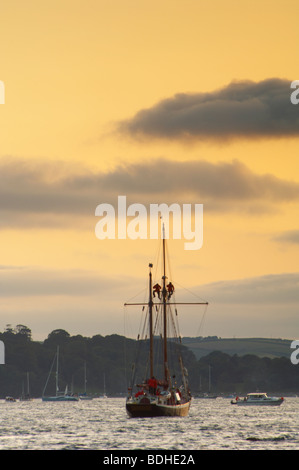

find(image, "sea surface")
[0,396,298,451]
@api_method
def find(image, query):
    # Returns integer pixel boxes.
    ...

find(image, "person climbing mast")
[167,282,174,299]
[153,283,161,299]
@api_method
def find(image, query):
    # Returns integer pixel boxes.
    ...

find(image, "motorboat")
[5,396,16,402]
[231,392,284,406]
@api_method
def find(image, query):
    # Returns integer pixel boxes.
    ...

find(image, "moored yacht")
[42,346,79,402]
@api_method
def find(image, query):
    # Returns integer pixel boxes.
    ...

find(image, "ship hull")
[126,400,191,418]
[230,393,284,406]
[42,396,79,402]
[231,400,283,406]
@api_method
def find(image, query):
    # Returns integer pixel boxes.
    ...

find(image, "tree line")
[0,325,298,398]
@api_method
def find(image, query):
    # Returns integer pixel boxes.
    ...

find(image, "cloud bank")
[196,272,299,305]
[1,268,298,340]
[0,266,132,298]
[1,157,299,229]
[273,230,299,245]
[189,272,299,339]
[117,78,299,141]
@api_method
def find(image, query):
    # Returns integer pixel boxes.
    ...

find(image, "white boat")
[42,346,79,402]
[231,392,284,406]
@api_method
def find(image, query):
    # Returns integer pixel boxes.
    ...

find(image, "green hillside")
[182,337,292,360]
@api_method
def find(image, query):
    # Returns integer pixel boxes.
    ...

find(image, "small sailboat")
[197,365,217,399]
[125,225,208,418]
[79,362,93,400]
[42,346,79,402]
[19,372,33,401]
[101,372,107,398]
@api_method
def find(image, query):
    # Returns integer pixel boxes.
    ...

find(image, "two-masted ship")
[125,227,208,418]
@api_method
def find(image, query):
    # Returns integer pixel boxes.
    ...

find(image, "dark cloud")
[0,266,131,297]
[195,272,299,305]
[98,159,299,203]
[187,272,299,338]
[1,157,299,228]
[0,159,97,214]
[117,78,299,141]
[273,230,299,245]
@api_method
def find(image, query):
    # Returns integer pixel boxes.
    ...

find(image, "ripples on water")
[0,397,298,450]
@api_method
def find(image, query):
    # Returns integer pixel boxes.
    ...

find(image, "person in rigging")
[167,282,174,299]
[153,283,161,299]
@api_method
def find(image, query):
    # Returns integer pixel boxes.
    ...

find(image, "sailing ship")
[125,226,208,418]
[79,362,93,400]
[42,346,79,402]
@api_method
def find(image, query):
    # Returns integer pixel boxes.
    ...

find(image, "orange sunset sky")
[0,0,298,340]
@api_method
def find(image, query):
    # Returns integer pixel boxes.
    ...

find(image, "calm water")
[0,397,298,450]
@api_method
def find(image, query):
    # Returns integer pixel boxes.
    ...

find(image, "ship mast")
[124,224,208,389]
[148,263,154,378]
[162,224,168,384]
